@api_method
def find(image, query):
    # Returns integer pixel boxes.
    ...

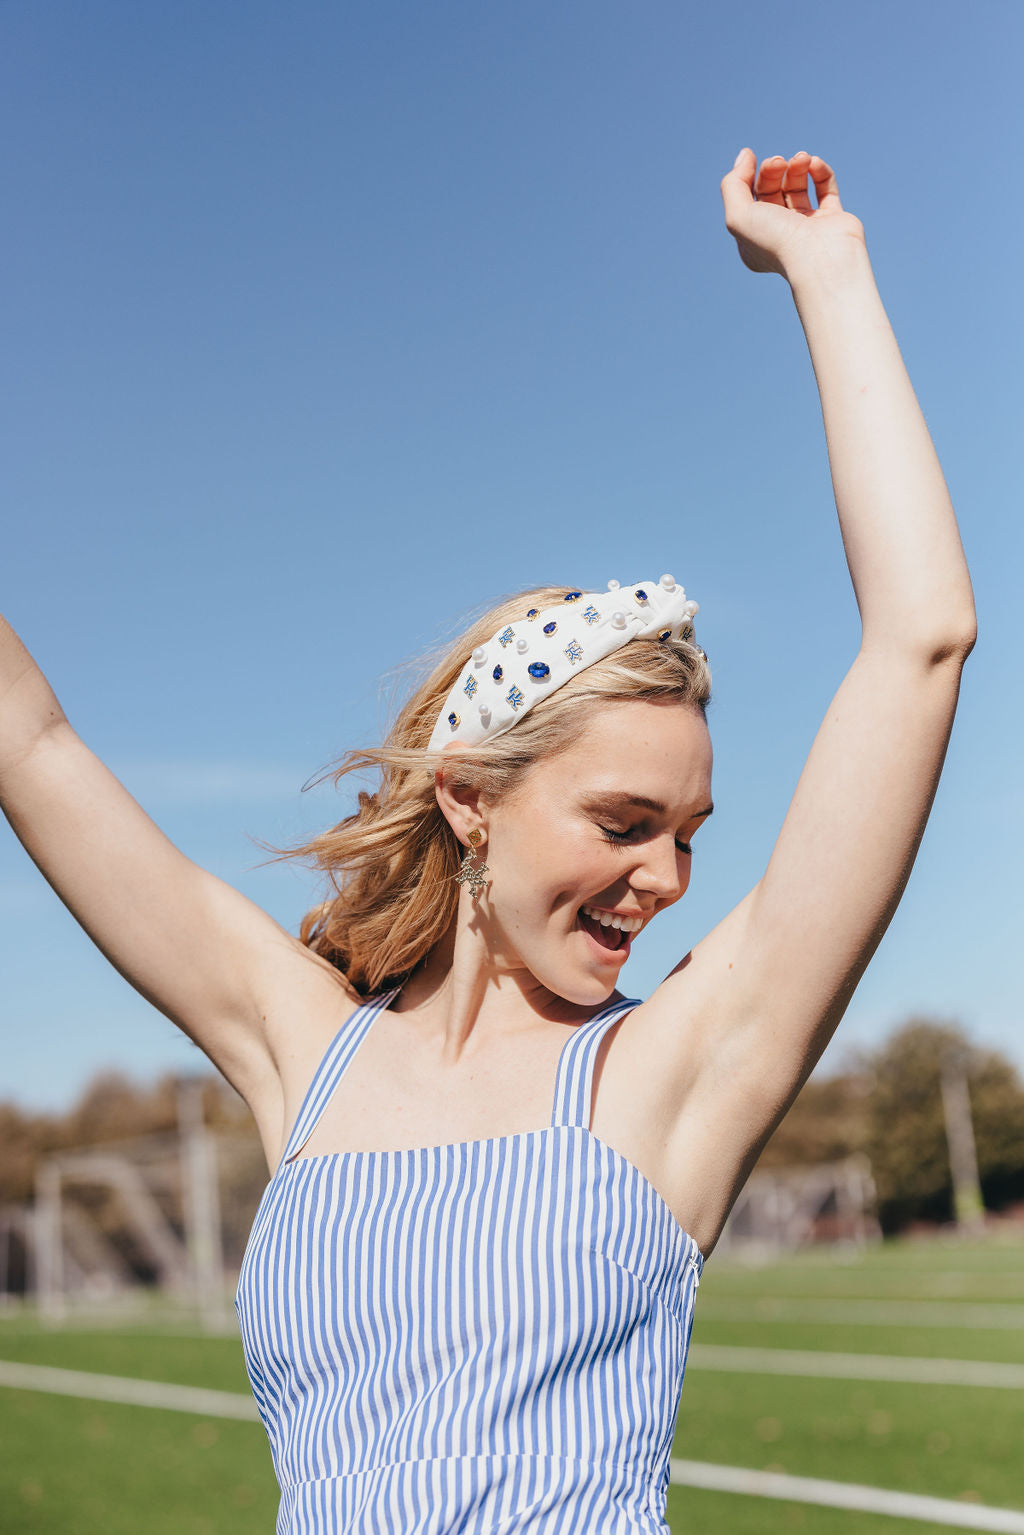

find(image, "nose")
[631,834,687,905]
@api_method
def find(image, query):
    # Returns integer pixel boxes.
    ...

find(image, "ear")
[434,746,487,846]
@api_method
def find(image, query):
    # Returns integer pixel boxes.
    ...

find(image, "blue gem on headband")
[565,639,584,665]
[498,626,515,647]
[492,664,503,682]
[564,590,582,602]
[582,605,600,624]
[526,608,540,620]
[448,711,460,730]
[657,628,671,642]
[527,661,551,680]
[463,675,478,698]
[506,685,525,711]
[543,621,557,635]
[634,588,648,603]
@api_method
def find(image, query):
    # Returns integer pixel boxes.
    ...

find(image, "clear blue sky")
[2,0,1020,1110]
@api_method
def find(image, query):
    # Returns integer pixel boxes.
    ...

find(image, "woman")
[1,149,975,1532]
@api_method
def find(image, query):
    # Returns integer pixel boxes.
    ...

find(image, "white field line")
[710,1278,1024,1302]
[699,1299,1024,1330]
[670,1459,1024,1533]
[8,1346,1024,1401]
[689,1343,1024,1389]
[0,1360,260,1419]
[4,1360,1024,1532]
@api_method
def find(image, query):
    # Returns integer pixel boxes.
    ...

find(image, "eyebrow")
[582,791,714,820]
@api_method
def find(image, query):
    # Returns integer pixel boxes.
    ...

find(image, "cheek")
[488,828,555,911]
[492,821,594,912]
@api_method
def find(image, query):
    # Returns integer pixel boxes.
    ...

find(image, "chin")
[533,958,620,1009]
[513,922,630,1008]
[566,977,620,1007]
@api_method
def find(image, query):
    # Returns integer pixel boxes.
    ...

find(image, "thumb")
[721,147,755,226]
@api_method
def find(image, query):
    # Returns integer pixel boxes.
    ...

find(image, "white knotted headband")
[429,574,701,752]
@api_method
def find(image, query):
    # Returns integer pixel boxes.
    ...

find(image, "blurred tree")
[965,1044,1024,1214]
[758,1069,872,1168]
[856,1019,968,1232]
[67,1070,179,1147]
[0,1070,265,1287]
[759,1017,1024,1234]
[855,1019,1024,1232]
[0,1102,57,1204]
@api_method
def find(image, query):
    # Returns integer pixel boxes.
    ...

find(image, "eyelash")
[598,825,692,856]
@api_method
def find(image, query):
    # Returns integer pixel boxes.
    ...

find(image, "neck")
[395,899,607,1063]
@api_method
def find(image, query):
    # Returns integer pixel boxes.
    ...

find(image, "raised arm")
[0,613,329,1156]
[642,151,975,1167]
[723,151,975,657]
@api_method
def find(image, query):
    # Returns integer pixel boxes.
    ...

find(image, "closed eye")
[598,824,632,844]
[598,825,692,855]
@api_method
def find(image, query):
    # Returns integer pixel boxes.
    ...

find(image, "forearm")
[788,241,976,660]
[0,616,67,783]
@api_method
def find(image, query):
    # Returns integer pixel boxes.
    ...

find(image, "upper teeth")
[581,905,644,934]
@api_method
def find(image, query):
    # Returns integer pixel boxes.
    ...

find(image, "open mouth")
[577,906,641,957]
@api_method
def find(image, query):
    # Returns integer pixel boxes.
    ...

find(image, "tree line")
[3,1016,1024,1238]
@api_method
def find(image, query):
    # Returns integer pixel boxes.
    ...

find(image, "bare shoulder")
[245,938,367,1169]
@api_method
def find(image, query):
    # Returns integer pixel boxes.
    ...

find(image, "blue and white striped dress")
[235,988,704,1533]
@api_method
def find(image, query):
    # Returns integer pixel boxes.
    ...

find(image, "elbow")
[926,612,977,668]
[870,605,978,670]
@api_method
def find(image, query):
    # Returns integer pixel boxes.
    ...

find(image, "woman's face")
[480,699,714,1006]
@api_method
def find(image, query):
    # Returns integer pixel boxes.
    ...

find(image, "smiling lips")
[579,904,645,934]
[577,904,645,954]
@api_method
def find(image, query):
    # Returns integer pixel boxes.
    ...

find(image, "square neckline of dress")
[279,987,707,1267]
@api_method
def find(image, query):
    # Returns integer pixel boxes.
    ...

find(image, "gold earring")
[454,828,490,898]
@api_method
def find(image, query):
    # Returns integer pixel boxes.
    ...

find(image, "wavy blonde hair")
[279,585,711,994]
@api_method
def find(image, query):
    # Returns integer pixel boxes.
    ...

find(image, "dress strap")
[279,987,400,1167]
[550,997,640,1131]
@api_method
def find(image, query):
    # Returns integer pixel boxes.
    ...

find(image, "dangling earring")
[454,828,490,898]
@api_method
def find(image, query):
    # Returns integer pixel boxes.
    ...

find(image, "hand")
[720,149,865,281]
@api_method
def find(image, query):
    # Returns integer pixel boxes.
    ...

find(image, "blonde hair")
[280,585,711,995]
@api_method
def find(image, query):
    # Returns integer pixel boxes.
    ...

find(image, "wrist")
[784,232,875,302]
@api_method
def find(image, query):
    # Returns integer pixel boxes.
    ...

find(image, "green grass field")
[1,1232,1022,1533]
